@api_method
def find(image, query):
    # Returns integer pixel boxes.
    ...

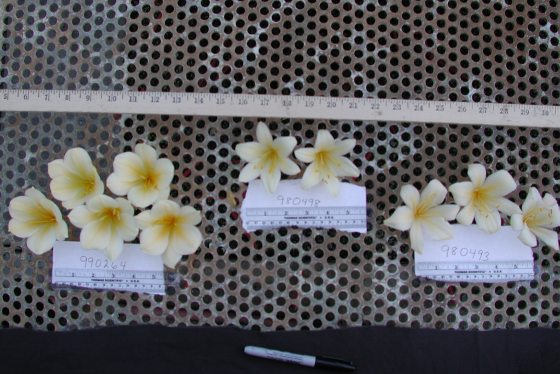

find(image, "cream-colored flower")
[294,130,360,196]
[135,200,203,268]
[8,188,68,254]
[449,164,518,233]
[510,187,560,250]
[48,148,104,209]
[68,195,138,260]
[384,180,459,253]
[107,144,174,208]
[235,122,300,193]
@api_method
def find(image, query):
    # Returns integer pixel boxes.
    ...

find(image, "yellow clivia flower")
[510,187,560,250]
[48,148,104,209]
[235,122,300,193]
[8,188,68,254]
[107,144,175,208]
[449,164,518,233]
[69,195,138,260]
[135,200,203,268]
[295,130,360,196]
[384,180,459,253]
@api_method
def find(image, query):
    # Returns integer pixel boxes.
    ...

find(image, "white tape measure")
[243,206,367,231]
[53,269,166,294]
[415,261,534,282]
[1,89,558,128]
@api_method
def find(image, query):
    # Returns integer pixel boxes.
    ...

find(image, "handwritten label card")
[241,179,367,233]
[52,241,165,294]
[415,225,534,282]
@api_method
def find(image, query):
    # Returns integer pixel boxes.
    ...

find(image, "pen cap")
[315,356,356,371]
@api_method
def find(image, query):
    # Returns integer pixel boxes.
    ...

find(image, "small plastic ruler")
[53,269,165,294]
[243,206,367,231]
[415,261,534,282]
[1,89,558,128]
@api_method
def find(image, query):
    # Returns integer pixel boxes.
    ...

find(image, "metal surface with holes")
[1,1,559,331]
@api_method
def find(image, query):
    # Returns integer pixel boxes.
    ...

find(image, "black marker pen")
[244,345,356,371]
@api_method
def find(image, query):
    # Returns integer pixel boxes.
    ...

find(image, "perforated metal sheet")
[1,1,559,331]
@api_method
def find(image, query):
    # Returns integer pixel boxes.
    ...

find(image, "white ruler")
[415,261,534,282]
[243,206,367,231]
[1,89,558,128]
[52,241,166,295]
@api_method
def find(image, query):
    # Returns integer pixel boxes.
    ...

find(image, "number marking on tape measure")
[1,89,558,128]
[415,261,534,282]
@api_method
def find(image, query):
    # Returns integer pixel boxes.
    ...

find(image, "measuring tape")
[415,261,534,282]
[243,206,366,231]
[53,268,166,294]
[1,89,558,128]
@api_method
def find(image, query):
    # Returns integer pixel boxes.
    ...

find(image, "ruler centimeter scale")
[1,89,558,128]
[53,268,165,294]
[415,261,534,281]
[243,206,366,231]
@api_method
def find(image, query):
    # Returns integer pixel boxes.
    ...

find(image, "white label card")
[241,179,367,233]
[415,225,534,282]
[52,241,165,294]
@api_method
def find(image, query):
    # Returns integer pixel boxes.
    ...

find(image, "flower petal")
[409,223,424,253]
[56,220,69,240]
[484,170,516,197]
[423,217,454,240]
[518,226,537,247]
[400,185,420,208]
[467,164,487,187]
[384,206,413,231]
[449,182,474,206]
[128,185,160,208]
[135,211,153,229]
[420,179,448,208]
[474,209,501,233]
[510,214,524,231]
[116,197,135,215]
[155,158,175,187]
[135,143,158,165]
[531,227,559,251]
[140,225,170,255]
[169,224,203,254]
[261,167,281,194]
[543,193,560,227]
[150,200,179,219]
[325,173,341,196]
[106,173,135,196]
[235,142,265,162]
[279,158,300,176]
[332,156,360,178]
[179,206,202,225]
[112,152,143,181]
[80,220,111,251]
[64,148,95,176]
[162,248,183,268]
[522,187,541,212]
[47,159,66,178]
[332,139,356,156]
[118,213,139,241]
[274,136,297,157]
[9,195,39,222]
[301,162,322,190]
[456,204,476,225]
[50,176,80,202]
[105,235,124,261]
[8,219,38,238]
[157,186,171,202]
[86,195,117,213]
[315,130,335,149]
[294,148,316,163]
[239,162,262,183]
[497,198,521,216]
[429,204,460,221]
[256,122,273,145]
[26,227,57,255]
[68,205,96,228]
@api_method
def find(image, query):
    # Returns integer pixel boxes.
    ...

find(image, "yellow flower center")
[315,150,330,167]
[259,147,281,173]
[471,187,492,212]
[159,215,179,227]
[103,207,122,222]
[31,208,58,225]
[523,207,550,227]
[84,178,96,193]
[142,170,157,188]
[412,200,430,220]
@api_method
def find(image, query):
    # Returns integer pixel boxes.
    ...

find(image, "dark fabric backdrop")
[1,325,559,374]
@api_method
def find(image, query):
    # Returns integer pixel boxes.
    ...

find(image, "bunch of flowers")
[384,164,560,253]
[235,122,360,196]
[8,145,203,268]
